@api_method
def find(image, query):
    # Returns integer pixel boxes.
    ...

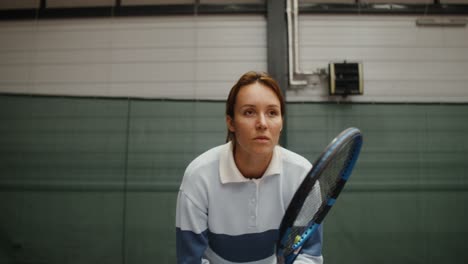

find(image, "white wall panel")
[32,83,111,97]
[2,14,467,102]
[197,61,266,80]
[288,15,468,102]
[196,47,264,61]
[0,16,267,99]
[110,28,196,48]
[0,29,36,51]
[0,65,31,83]
[33,50,112,64]
[302,47,468,61]
[112,48,196,63]
[109,82,196,98]
[32,64,109,83]
[0,51,34,65]
[111,63,195,82]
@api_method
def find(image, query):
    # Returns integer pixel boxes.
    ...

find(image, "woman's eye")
[244,110,254,116]
[268,110,279,117]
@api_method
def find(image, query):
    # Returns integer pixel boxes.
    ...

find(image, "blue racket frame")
[277,127,363,264]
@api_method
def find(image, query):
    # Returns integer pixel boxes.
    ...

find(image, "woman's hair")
[225,71,285,143]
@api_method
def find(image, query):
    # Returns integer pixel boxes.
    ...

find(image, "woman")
[176,71,323,264]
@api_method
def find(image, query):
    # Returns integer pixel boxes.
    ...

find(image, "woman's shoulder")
[179,144,228,209]
[276,146,313,198]
[277,146,312,170]
[184,143,226,175]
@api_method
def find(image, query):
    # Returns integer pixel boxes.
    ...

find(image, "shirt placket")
[248,180,260,228]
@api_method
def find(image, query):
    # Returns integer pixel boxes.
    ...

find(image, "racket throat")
[292,223,321,251]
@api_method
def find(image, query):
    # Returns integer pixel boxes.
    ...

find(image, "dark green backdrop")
[1,95,467,263]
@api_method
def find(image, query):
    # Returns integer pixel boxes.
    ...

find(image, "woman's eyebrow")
[239,104,256,108]
[239,104,280,108]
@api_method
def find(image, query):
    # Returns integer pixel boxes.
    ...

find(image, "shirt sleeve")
[176,190,210,264]
[294,254,324,264]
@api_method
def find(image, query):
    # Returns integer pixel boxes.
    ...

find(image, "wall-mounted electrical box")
[329,62,363,96]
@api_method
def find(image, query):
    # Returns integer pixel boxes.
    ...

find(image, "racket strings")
[318,140,356,201]
[283,183,322,255]
[282,140,357,256]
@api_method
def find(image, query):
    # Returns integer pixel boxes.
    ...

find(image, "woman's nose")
[256,114,267,130]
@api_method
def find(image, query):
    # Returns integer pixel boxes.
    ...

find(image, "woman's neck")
[233,145,273,179]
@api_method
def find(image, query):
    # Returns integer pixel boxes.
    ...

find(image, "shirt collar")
[219,141,282,184]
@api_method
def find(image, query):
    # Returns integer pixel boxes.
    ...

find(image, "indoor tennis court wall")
[1,95,467,263]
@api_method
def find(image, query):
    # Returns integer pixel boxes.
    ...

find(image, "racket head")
[277,127,363,263]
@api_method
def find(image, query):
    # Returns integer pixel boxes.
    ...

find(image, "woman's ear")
[226,116,235,132]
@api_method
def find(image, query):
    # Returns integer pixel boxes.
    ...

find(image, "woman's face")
[226,82,283,157]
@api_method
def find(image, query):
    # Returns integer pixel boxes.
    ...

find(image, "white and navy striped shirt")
[176,142,323,264]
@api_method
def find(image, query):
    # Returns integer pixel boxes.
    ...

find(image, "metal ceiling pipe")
[286,0,310,86]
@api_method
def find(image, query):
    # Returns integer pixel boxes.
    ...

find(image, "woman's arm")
[176,190,210,264]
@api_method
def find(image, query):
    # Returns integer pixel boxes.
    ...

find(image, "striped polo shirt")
[176,142,323,264]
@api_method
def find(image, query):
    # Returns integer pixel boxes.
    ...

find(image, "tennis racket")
[276,127,363,264]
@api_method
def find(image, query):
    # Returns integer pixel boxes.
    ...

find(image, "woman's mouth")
[254,136,270,142]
